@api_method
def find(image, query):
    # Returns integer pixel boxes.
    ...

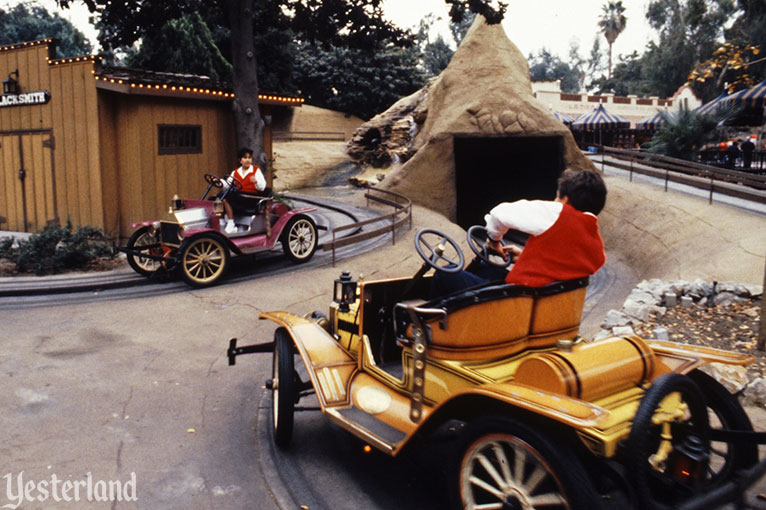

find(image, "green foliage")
[0,4,92,57]
[645,103,738,160]
[529,49,581,93]
[726,0,766,83]
[126,12,232,82]
[0,222,115,276]
[644,0,735,98]
[593,51,653,95]
[293,41,428,120]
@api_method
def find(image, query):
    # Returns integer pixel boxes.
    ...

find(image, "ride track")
[0,193,391,310]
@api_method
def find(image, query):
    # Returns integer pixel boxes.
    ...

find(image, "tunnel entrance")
[454,136,565,230]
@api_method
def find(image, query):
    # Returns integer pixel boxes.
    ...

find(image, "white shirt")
[485,200,563,241]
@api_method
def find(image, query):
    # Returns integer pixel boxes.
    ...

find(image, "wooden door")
[0,130,56,232]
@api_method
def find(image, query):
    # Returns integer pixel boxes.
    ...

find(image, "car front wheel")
[452,417,604,510]
[178,234,229,287]
[272,328,296,448]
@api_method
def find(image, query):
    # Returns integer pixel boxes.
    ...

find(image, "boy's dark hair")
[557,169,607,215]
[238,147,253,160]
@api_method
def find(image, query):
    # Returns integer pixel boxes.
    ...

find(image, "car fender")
[647,339,754,374]
[179,229,235,253]
[271,209,317,241]
[259,311,357,406]
[130,220,155,229]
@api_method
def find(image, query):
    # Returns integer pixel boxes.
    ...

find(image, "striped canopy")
[571,104,630,130]
[693,92,728,116]
[552,111,574,126]
[722,80,766,107]
[636,110,666,131]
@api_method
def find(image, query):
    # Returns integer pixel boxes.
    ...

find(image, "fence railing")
[589,146,766,205]
[698,149,766,173]
[322,186,413,266]
[273,131,346,142]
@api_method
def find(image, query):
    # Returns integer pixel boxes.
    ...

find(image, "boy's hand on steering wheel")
[487,239,507,260]
[487,239,521,263]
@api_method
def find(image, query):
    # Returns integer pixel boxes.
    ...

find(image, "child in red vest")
[222,148,267,233]
[431,169,607,295]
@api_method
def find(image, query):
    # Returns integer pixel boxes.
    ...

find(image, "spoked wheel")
[625,373,711,510]
[272,328,296,448]
[126,226,165,277]
[689,370,758,484]
[282,216,317,263]
[178,234,230,287]
[452,418,604,510]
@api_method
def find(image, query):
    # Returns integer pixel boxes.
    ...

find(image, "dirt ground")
[634,299,765,380]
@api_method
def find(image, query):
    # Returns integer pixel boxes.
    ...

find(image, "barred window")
[158,125,202,155]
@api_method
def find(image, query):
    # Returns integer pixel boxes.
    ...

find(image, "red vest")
[506,203,605,287]
[231,166,263,194]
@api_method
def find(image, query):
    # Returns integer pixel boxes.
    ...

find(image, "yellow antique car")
[227,228,766,510]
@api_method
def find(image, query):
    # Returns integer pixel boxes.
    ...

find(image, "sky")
[382,0,657,59]
[3,0,657,61]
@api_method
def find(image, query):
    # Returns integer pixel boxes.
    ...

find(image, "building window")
[158,125,202,155]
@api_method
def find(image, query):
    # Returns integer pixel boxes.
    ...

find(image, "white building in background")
[532,80,703,126]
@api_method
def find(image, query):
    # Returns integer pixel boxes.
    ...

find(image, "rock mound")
[347,17,595,220]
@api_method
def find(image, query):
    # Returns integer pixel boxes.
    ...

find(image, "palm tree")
[598,1,627,79]
[646,103,740,161]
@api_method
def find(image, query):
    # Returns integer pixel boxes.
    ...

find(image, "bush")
[0,222,116,275]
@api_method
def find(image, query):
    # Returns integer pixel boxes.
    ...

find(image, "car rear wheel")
[452,417,604,510]
[178,234,229,287]
[272,328,296,448]
[282,216,317,263]
[688,369,758,484]
[625,373,710,510]
[126,226,164,277]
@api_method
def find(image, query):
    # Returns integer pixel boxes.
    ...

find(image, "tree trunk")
[607,43,613,80]
[225,0,267,171]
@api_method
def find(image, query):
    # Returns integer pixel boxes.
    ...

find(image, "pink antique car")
[122,173,320,287]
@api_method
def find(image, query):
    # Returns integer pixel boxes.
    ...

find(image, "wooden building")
[0,39,302,239]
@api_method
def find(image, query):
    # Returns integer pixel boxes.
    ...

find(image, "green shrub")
[0,222,116,275]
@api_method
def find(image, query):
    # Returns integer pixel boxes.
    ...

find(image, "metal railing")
[272,131,346,142]
[589,146,766,205]
[322,186,412,266]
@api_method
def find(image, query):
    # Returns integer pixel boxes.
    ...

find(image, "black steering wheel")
[415,229,464,273]
[204,173,223,188]
[467,225,513,268]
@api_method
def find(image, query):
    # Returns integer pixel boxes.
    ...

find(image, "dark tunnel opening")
[454,136,565,232]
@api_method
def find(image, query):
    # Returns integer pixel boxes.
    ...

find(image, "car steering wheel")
[204,173,223,188]
[467,225,513,268]
[218,176,242,201]
[415,229,464,273]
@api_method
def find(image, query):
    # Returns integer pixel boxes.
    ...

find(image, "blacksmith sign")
[0,91,50,107]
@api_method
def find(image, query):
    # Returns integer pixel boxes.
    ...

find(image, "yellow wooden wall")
[99,93,235,238]
[2,41,277,239]
[0,42,102,233]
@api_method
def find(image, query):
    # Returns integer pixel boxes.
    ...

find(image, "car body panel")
[260,272,755,461]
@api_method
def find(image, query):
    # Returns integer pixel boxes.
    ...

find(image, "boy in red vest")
[221,148,267,233]
[431,169,606,295]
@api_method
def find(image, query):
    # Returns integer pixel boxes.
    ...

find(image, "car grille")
[160,222,183,247]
